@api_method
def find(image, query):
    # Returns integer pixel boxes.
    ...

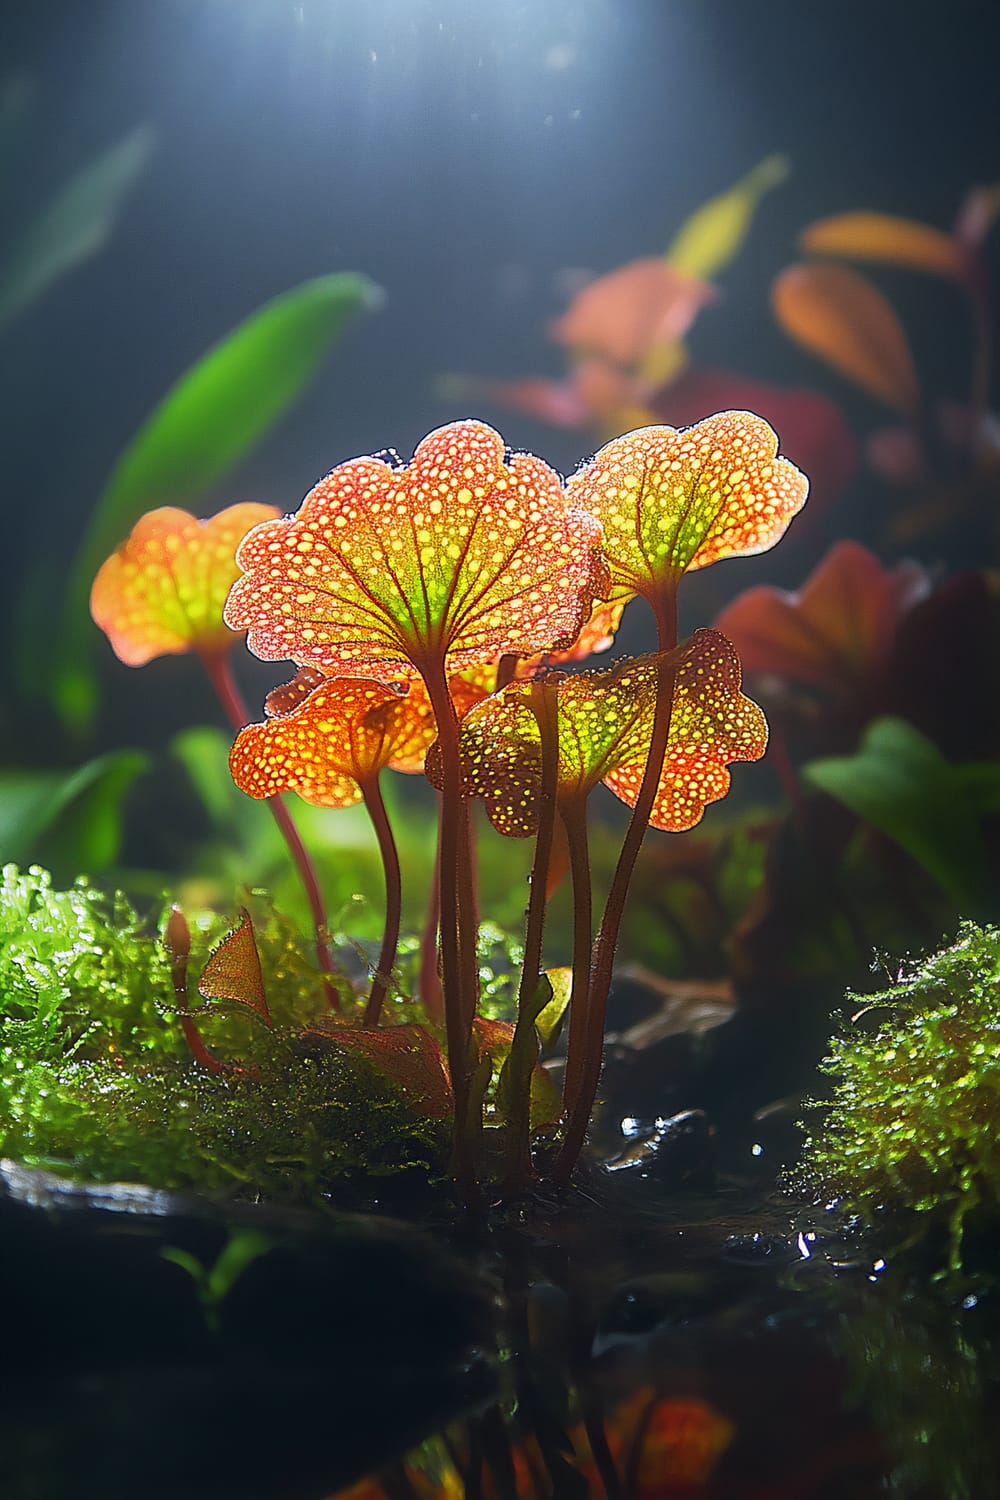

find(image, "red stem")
[198,648,341,1013]
[502,677,559,1188]
[361,775,402,1027]
[419,805,444,1024]
[554,591,678,1183]
[165,904,246,1076]
[422,656,479,1193]
[558,797,593,1121]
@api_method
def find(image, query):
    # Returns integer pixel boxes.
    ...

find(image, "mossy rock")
[799,921,1000,1271]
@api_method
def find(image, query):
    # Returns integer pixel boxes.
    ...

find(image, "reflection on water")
[329,1184,997,1500]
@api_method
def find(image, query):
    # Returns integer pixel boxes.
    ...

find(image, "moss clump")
[0,865,445,1199]
[800,922,1000,1270]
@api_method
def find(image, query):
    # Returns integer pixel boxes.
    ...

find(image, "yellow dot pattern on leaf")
[450,629,767,836]
[223,419,609,680]
[90,503,281,667]
[566,410,808,601]
[229,676,447,808]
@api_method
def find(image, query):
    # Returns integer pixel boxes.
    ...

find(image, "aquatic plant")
[799,922,1000,1271]
[90,502,340,1010]
[86,411,805,1194]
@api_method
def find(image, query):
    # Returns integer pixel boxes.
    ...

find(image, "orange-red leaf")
[224,419,607,679]
[566,411,808,600]
[91,502,280,666]
[550,257,715,367]
[801,211,971,282]
[197,907,270,1025]
[303,1020,453,1117]
[772,262,920,415]
[452,630,767,835]
[715,539,931,695]
[230,677,439,806]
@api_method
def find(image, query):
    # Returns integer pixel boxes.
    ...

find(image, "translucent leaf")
[225,419,607,679]
[451,631,767,835]
[715,540,931,695]
[803,717,991,910]
[650,368,856,522]
[527,598,627,669]
[197,908,270,1025]
[230,677,435,807]
[549,257,715,366]
[303,1020,453,1118]
[801,211,970,282]
[667,154,789,282]
[772,263,920,415]
[534,966,572,1051]
[566,410,808,599]
[0,124,154,332]
[90,502,279,666]
[56,272,381,726]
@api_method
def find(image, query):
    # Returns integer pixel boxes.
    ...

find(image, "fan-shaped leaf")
[225,419,607,679]
[449,631,767,835]
[230,677,436,808]
[566,410,808,599]
[772,263,920,415]
[90,503,279,666]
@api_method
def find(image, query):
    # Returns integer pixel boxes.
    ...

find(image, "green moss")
[0,864,446,1199]
[800,922,1000,1270]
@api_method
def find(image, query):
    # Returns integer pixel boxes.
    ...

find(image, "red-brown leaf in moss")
[197,908,270,1025]
[230,676,450,807]
[224,419,608,680]
[446,629,767,836]
[566,411,808,601]
[303,1020,453,1118]
[90,503,281,666]
[715,540,930,699]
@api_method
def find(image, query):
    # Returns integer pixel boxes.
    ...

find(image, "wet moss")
[800,922,1000,1270]
[0,864,446,1199]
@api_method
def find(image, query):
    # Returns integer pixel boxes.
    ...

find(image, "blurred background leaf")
[803,716,995,911]
[800,211,970,283]
[0,123,155,333]
[772,261,921,416]
[0,749,149,879]
[666,153,789,281]
[50,270,384,729]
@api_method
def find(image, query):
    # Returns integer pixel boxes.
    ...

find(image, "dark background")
[2,0,998,758]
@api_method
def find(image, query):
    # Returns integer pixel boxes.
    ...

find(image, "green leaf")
[0,124,155,332]
[534,966,572,1054]
[54,270,382,728]
[666,154,789,282]
[495,971,558,1130]
[803,717,990,909]
[0,750,149,875]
